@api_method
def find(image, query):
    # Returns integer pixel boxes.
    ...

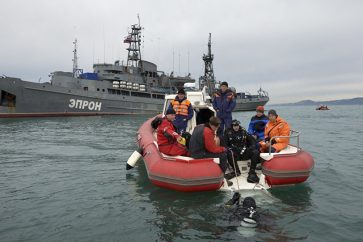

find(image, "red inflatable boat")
[260,132,314,187]
[135,117,224,192]
[127,89,314,192]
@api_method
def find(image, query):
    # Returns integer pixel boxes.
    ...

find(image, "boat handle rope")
[230,150,240,191]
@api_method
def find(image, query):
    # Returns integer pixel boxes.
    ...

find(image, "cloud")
[0,0,362,103]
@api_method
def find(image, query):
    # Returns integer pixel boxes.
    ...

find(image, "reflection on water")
[257,184,313,241]
[271,184,313,209]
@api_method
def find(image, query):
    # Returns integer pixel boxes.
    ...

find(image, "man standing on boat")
[157,109,189,156]
[168,89,194,134]
[224,120,260,183]
[259,109,290,153]
[248,106,269,142]
[213,82,236,136]
[189,116,232,185]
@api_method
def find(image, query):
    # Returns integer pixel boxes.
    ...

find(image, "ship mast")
[125,16,143,70]
[72,39,83,78]
[201,33,216,94]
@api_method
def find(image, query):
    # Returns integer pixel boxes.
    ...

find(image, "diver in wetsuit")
[226,194,259,228]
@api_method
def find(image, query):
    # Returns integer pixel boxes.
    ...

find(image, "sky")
[0,0,362,104]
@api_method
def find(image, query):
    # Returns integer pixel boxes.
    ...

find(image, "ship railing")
[269,130,300,155]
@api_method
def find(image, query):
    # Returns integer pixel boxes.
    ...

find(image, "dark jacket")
[224,126,256,154]
[248,114,269,141]
[190,124,226,158]
[212,89,236,118]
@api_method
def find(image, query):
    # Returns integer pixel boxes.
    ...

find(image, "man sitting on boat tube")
[189,116,232,186]
[157,109,189,156]
[259,109,290,153]
[168,88,194,134]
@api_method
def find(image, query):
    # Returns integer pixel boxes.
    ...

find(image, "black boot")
[224,173,235,180]
[224,175,233,186]
[247,171,259,183]
[224,171,241,180]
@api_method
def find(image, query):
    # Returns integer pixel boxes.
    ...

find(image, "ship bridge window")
[105,70,122,74]
[121,90,130,96]
[84,87,88,91]
[108,89,130,96]
[0,90,16,107]
[97,88,100,91]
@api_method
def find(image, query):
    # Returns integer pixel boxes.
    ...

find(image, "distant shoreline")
[270,97,363,106]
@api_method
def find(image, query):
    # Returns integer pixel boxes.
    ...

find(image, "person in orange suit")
[259,109,290,153]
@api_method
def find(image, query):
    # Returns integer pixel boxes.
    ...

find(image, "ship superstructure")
[199,33,269,111]
[0,20,194,117]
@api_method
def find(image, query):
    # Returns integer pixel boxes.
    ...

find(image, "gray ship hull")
[0,77,269,117]
[0,77,163,118]
[234,97,269,112]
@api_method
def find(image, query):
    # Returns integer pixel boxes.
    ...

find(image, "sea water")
[1,105,362,241]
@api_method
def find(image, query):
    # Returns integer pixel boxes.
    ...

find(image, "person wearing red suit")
[157,109,189,156]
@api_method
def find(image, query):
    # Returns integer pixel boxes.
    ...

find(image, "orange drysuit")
[259,116,290,152]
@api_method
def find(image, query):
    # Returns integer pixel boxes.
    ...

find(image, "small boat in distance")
[316,105,330,110]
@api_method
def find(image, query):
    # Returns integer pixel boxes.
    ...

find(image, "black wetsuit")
[224,126,260,173]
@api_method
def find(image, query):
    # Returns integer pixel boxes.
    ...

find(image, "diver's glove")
[177,137,186,146]
[225,192,241,207]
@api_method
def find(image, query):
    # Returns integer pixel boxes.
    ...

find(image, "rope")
[230,149,240,191]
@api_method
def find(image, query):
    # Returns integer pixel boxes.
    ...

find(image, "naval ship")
[233,88,269,111]
[0,21,194,118]
[199,34,269,112]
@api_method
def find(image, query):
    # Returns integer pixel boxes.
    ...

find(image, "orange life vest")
[171,99,191,116]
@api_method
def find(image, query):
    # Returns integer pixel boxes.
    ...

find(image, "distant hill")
[275,97,363,106]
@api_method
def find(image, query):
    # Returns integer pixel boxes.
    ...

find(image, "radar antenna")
[200,33,216,95]
[72,39,83,78]
[124,16,143,70]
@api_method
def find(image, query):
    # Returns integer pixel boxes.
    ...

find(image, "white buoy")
[126,148,143,170]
